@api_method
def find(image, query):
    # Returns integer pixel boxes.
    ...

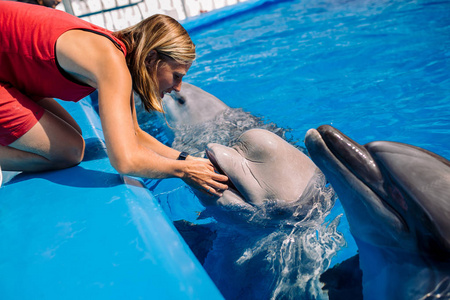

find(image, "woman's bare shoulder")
[56,30,129,88]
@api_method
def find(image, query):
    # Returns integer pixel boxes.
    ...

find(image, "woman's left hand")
[181,156,228,197]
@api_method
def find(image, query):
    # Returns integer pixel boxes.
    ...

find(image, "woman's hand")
[181,156,228,197]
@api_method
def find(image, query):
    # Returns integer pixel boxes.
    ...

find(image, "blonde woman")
[0,1,228,195]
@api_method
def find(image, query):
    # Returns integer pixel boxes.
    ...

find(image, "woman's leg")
[36,97,83,135]
[0,83,85,172]
[0,108,85,172]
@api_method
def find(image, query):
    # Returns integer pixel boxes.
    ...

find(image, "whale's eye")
[176,96,186,105]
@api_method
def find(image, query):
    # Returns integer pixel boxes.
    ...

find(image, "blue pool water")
[185,0,450,157]
[141,0,450,299]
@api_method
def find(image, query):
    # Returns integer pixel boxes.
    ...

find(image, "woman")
[0,1,228,195]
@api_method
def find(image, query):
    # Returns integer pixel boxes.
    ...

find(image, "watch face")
[178,152,189,160]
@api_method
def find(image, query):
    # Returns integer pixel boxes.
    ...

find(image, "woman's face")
[156,59,191,99]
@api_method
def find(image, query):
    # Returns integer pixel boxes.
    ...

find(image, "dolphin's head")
[162,82,228,127]
[204,129,322,209]
[305,125,450,259]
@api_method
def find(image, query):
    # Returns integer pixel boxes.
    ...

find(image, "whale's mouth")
[205,148,242,199]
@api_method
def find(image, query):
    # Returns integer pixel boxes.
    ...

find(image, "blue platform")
[0,95,223,299]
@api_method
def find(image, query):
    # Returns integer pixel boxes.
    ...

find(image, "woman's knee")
[52,135,85,168]
[1,134,84,172]
[7,110,85,170]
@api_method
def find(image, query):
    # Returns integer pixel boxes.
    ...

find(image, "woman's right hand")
[180,157,228,197]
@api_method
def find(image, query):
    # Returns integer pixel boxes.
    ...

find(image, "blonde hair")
[113,14,196,112]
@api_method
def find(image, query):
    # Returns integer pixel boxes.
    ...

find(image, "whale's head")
[162,82,228,126]
[203,129,323,210]
[305,125,450,259]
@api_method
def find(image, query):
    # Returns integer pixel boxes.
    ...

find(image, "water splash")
[229,183,345,300]
[418,277,450,300]
[171,108,289,156]
[147,153,346,299]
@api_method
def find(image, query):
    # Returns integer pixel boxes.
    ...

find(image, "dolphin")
[305,125,450,300]
[203,128,324,209]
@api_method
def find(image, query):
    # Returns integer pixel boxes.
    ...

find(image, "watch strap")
[177,151,189,160]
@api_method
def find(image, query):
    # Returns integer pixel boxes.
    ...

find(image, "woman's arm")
[130,95,228,194]
[130,95,179,159]
[56,30,228,195]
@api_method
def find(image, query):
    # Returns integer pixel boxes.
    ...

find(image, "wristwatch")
[177,151,189,160]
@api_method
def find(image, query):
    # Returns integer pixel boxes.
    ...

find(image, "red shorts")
[0,82,45,146]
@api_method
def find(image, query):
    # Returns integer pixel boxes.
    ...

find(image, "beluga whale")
[305,125,450,300]
[190,129,343,300]
[160,82,285,156]
[162,82,228,127]
[204,128,324,211]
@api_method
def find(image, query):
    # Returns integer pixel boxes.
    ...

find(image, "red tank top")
[0,1,127,102]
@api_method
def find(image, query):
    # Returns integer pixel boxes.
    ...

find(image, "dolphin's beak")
[315,125,385,191]
[305,125,408,240]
